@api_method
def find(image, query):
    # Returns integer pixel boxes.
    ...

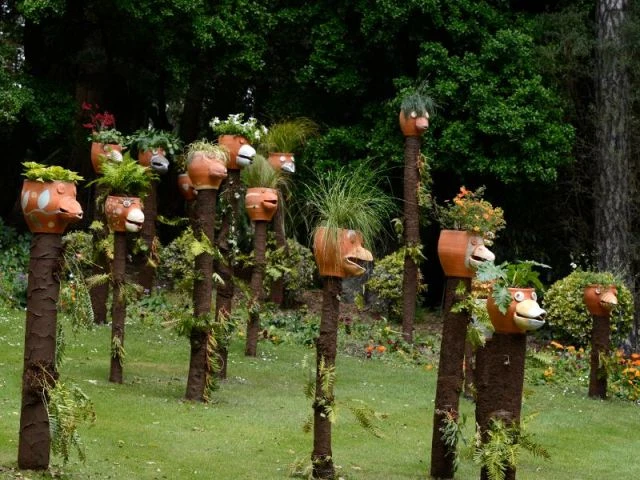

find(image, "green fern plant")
[88,153,157,198]
[45,380,96,464]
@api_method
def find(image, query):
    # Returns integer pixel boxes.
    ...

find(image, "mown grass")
[1,303,639,479]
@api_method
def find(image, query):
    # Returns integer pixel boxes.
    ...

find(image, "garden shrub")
[265,237,316,305]
[0,219,30,307]
[543,270,634,348]
[365,248,427,322]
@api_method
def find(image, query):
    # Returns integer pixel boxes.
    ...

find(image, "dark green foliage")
[127,128,183,156]
[265,237,316,302]
[0,219,30,308]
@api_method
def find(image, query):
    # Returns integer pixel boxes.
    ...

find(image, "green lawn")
[1,304,639,479]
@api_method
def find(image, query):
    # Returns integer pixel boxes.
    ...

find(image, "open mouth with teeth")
[513,299,546,331]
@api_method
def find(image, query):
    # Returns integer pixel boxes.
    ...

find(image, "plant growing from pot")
[82,103,125,174]
[241,154,287,357]
[396,85,436,345]
[543,269,631,399]
[429,186,502,478]
[17,162,84,470]
[301,161,393,479]
[88,155,155,384]
[126,129,182,291]
[183,139,228,401]
[210,113,264,169]
[260,117,318,174]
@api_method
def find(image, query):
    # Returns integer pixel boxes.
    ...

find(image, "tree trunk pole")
[109,231,127,384]
[430,277,471,479]
[270,195,287,305]
[402,135,422,343]
[475,334,527,480]
[245,221,268,357]
[90,185,109,325]
[186,189,217,401]
[137,182,158,292]
[589,314,611,399]
[312,276,341,480]
[214,170,241,379]
[18,234,63,470]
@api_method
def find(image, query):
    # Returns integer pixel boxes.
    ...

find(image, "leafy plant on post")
[430,186,503,479]
[18,162,84,470]
[260,118,318,306]
[241,154,286,357]
[126,128,182,291]
[302,162,393,479]
[397,84,434,344]
[185,139,228,401]
[473,260,549,480]
[89,155,156,384]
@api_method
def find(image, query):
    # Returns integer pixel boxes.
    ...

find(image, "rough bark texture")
[90,185,109,325]
[589,314,611,399]
[186,189,217,401]
[475,334,527,480]
[18,234,63,470]
[312,276,341,480]
[245,221,268,357]
[402,135,422,343]
[109,232,127,384]
[137,182,158,292]
[430,277,471,479]
[270,197,288,305]
[214,171,242,379]
[595,0,635,345]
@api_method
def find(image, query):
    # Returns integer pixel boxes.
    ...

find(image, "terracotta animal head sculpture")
[104,196,145,232]
[138,148,170,174]
[313,228,374,278]
[245,187,279,221]
[21,181,83,234]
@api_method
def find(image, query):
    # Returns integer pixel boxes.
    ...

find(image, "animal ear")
[56,183,67,194]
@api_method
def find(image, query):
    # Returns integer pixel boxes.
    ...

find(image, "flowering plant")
[209,113,267,145]
[436,186,505,240]
[82,102,124,144]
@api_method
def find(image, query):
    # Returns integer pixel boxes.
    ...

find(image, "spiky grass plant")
[89,153,157,198]
[399,83,436,118]
[240,154,287,189]
[186,140,229,166]
[261,118,318,154]
[303,162,395,248]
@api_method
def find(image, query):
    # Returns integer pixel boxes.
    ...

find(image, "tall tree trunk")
[475,334,527,480]
[109,232,127,384]
[270,197,287,305]
[186,189,217,401]
[430,277,471,479]
[595,0,634,344]
[179,54,207,143]
[312,276,341,480]
[589,314,611,398]
[90,186,110,325]
[137,182,158,292]
[18,234,63,470]
[402,136,422,343]
[214,170,242,379]
[245,221,268,357]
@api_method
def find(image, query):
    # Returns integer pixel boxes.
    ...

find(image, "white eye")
[531,291,537,301]
[514,291,525,302]
[410,111,417,118]
[595,287,601,295]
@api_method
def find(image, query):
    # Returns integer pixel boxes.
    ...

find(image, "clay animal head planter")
[583,284,618,317]
[399,110,430,137]
[138,148,169,174]
[268,152,295,173]
[487,288,546,334]
[104,195,145,232]
[218,135,256,170]
[21,180,83,234]
[245,187,278,222]
[177,173,197,201]
[313,227,374,279]
[437,230,495,278]
[187,152,228,190]
[91,142,123,174]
